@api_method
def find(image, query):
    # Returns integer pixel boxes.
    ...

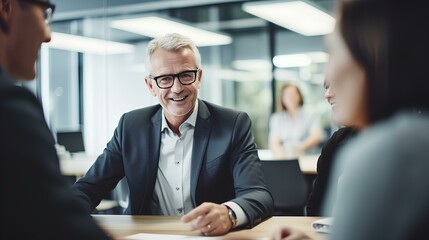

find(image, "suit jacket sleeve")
[0,84,111,239]
[72,114,127,213]
[228,112,274,227]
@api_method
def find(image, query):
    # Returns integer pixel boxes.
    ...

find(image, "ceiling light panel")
[110,16,232,47]
[243,0,335,36]
[48,32,134,54]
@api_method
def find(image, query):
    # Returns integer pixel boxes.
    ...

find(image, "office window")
[39,0,334,154]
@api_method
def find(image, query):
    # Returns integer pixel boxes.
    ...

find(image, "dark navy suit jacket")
[73,99,273,227]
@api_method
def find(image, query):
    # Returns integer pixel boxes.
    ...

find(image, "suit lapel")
[149,108,162,185]
[138,107,162,214]
[190,100,212,206]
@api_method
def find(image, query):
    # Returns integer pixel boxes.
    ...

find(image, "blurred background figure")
[269,83,323,158]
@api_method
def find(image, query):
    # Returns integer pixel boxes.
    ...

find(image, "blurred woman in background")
[269,83,323,158]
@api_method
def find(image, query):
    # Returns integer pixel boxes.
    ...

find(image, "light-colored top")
[150,101,247,227]
[269,108,320,149]
[324,112,429,240]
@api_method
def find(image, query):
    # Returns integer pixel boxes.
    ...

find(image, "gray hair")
[146,33,202,74]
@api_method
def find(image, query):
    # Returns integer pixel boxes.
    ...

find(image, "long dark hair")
[338,0,429,123]
[0,0,10,33]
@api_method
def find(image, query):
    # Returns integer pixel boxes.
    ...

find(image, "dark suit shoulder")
[202,100,241,114]
[0,82,59,175]
[318,127,356,170]
[306,127,357,216]
[0,83,47,130]
[124,104,161,118]
[118,104,162,126]
[328,127,356,146]
[201,100,247,120]
[0,82,41,107]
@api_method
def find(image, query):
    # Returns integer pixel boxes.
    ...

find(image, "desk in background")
[258,149,319,175]
[93,215,326,240]
[59,154,96,177]
[59,151,319,177]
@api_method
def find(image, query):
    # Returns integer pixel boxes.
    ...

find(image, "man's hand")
[181,202,233,236]
[270,226,313,240]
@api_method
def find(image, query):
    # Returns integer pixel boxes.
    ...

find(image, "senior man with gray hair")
[73,33,273,236]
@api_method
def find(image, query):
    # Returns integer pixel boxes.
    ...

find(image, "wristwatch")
[226,206,237,228]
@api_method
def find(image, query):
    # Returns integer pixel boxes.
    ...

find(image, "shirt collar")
[161,100,199,133]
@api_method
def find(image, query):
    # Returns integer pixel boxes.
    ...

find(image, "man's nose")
[170,76,184,92]
[324,88,333,100]
[43,26,52,43]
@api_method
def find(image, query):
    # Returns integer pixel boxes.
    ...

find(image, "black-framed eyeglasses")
[150,69,199,89]
[19,0,56,25]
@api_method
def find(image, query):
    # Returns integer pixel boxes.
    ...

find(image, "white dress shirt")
[150,101,248,227]
[150,103,197,216]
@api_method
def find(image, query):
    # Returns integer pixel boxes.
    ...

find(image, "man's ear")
[145,77,157,97]
[0,0,11,33]
[196,68,202,89]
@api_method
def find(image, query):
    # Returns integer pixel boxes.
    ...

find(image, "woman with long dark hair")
[271,0,429,239]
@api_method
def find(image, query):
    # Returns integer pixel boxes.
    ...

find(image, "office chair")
[261,160,309,216]
[114,177,129,211]
[94,177,129,215]
[56,131,85,153]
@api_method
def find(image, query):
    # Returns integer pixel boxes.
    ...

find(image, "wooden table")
[93,215,327,240]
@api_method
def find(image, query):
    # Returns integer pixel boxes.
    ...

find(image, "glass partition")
[39,0,335,154]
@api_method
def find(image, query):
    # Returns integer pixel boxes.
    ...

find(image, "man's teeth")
[171,97,186,101]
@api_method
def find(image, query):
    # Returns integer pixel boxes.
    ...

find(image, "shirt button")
[176,161,180,164]
[176,187,180,191]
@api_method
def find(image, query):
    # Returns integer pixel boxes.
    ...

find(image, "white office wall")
[83,42,157,156]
